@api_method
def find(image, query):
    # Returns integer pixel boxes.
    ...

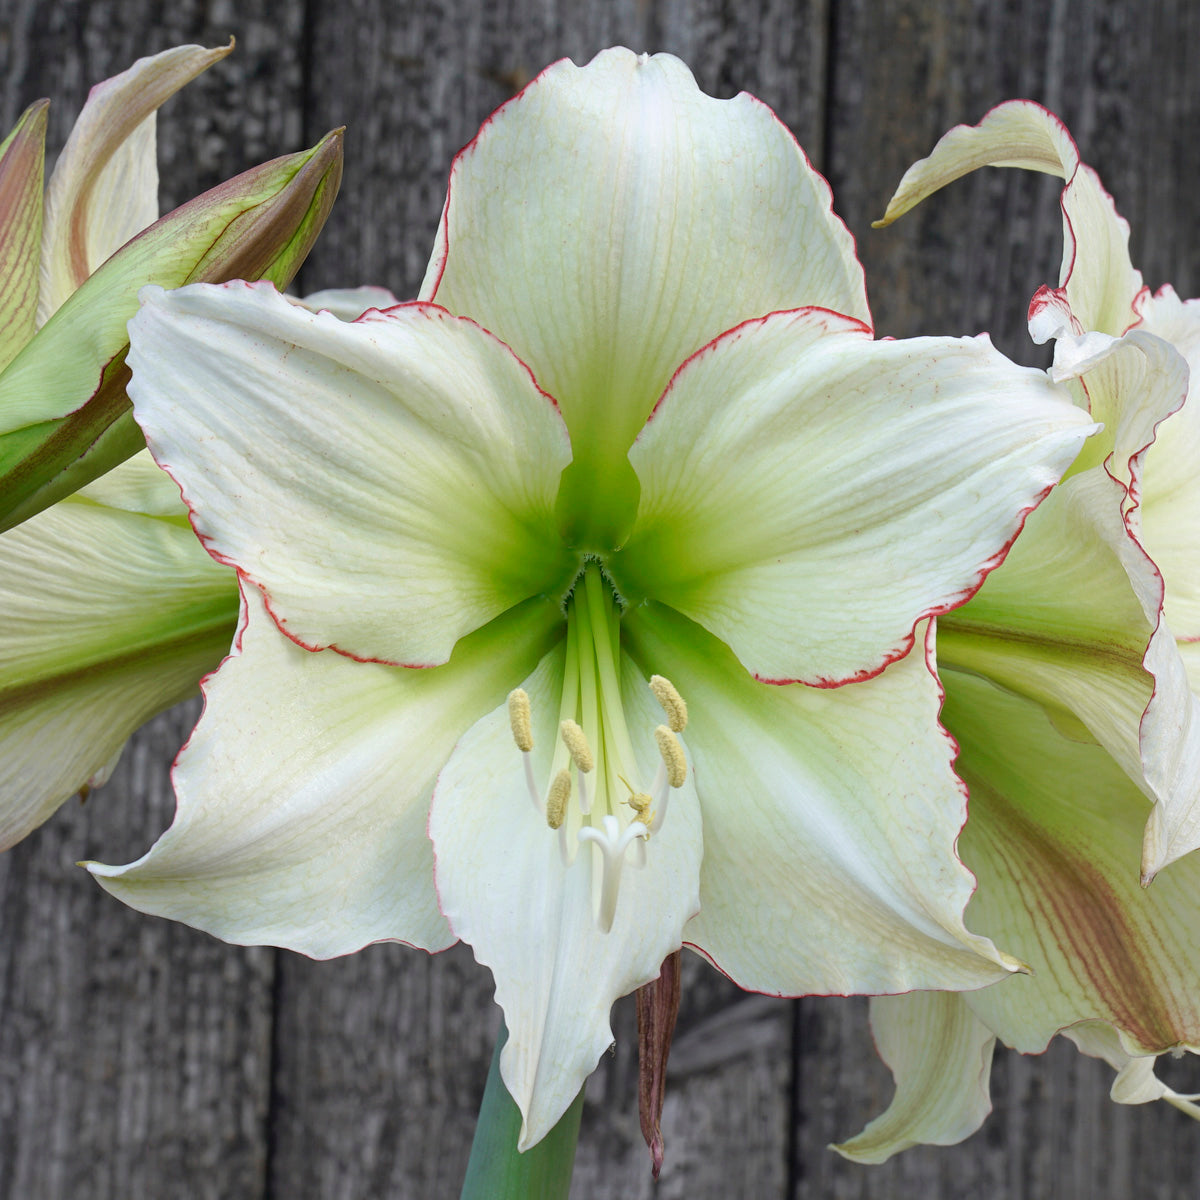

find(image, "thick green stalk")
[460,1024,584,1200]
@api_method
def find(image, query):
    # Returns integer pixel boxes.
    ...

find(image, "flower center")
[507,561,688,933]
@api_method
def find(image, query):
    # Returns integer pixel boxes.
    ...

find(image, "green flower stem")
[460,1023,584,1200]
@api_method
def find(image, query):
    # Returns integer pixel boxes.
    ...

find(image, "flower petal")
[423,47,868,537]
[127,281,575,667]
[617,308,1094,685]
[624,603,1020,994]
[939,329,1200,876]
[1065,1022,1200,1119]
[1137,287,1200,639]
[428,643,703,1148]
[296,285,402,321]
[0,451,236,848]
[833,993,995,1163]
[88,585,563,957]
[38,43,232,323]
[0,100,47,370]
[878,99,1143,337]
[944,669,1200,1058]
[936,468,1156,795]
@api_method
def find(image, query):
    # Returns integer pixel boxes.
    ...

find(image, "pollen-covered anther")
[649,675,688,733]
[560,719,594,772]
[545,769,571,829]
[507,688,533,752]
[654,725,687,788]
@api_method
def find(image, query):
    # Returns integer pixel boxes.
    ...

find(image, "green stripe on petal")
[424,47,868,547]
[938,470,1155,785]
[623,603,1020,994]
[89,586,563,957]
[127,282,576,668]
[0,452,237,848]
[617,309,1094,685]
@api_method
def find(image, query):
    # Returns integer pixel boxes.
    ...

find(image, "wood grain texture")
[2,2,1200,1197]
[0,5,299,1199]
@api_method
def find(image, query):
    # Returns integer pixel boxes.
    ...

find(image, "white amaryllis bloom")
[838,100,1200,1163]
[89,52,1092,1146]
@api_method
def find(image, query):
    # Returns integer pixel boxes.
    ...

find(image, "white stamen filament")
[522,752,541,815]
[648,760,671,835]
[578,814,649,933]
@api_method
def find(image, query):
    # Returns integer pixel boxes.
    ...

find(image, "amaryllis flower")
[0,43,343,530]
[838,101,1200,1162]
[88,51,1092,1145]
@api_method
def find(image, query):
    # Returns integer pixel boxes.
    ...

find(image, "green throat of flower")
[507,561,688,933]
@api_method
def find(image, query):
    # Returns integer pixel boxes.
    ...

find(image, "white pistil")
[578,814,649,933]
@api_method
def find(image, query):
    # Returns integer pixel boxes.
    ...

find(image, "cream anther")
[560,719,595,773]
[649,675,688,733]
[545,769,571,829]
[654,726,687,788]
[507,689,533,752]
[578,814,649,932]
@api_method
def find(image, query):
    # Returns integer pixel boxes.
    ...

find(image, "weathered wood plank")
[0,705,275,1200]
[0,3,305,1197]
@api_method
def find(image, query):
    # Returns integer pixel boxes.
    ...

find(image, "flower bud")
[0,129,344,531]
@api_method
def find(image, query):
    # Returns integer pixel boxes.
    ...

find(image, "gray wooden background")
[2,1,1199,1197]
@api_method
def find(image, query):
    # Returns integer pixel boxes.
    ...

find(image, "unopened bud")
[0,128,344,531]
